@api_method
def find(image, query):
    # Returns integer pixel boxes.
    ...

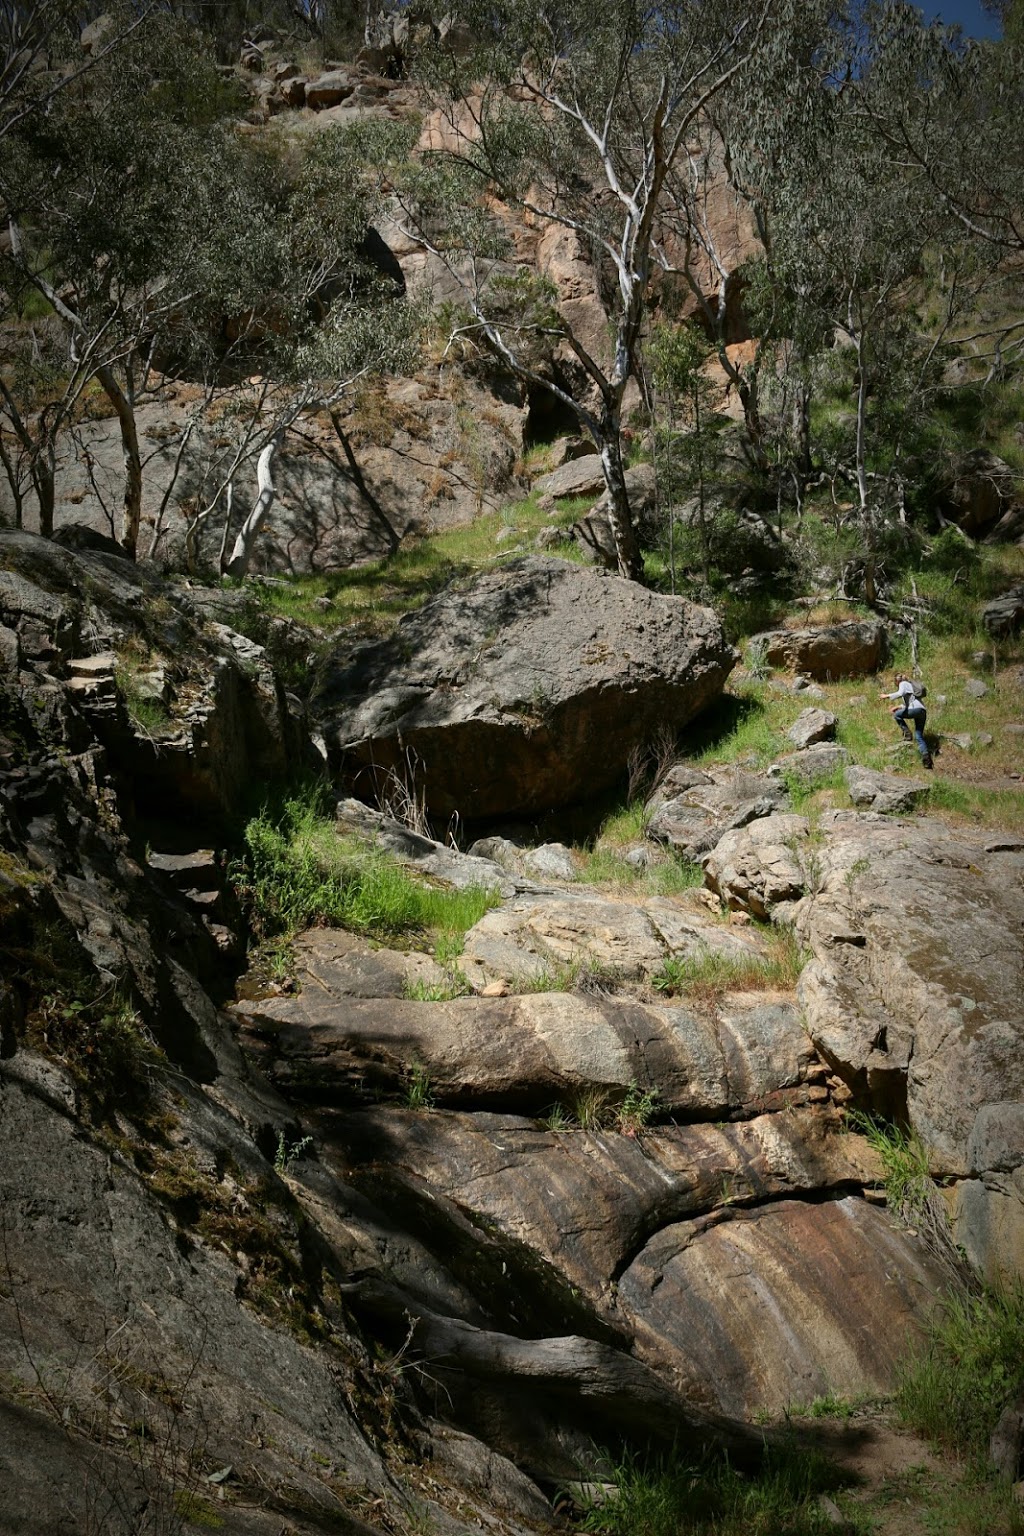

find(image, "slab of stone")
[236,985,813,1119]
[965,678,989,699]
[787,708,837,749]
[458,888,764,989]
[752,621,888,681]
[315,559,736,820]
[771,745,850,786]
[845,766,929,815]
[533,456,608,501]
[618,1197,948,1417]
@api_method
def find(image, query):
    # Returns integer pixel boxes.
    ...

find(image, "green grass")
[234,785,500,943]
[897,1285,1024,1468]
[845,1113,933,1217]
[244,489,595,636]
[575,1444,853,1536]
[651,929,806,1004]
[403,974,469,1001]
[540,1081,661,1135]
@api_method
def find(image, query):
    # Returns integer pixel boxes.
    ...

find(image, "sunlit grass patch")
[242,489,596,634]
[234,784,500,943]
[897,1284,1024,1468]
[651,928,806,1005]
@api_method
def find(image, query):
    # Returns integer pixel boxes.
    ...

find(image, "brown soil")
[785,1405,1020,1536]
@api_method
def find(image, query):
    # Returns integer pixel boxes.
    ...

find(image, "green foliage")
[652,931,805,1004]
[27,989,158,1114]
[845,1113,932,1216]
[273,1133,313,1174]
[897,1285,1024,1466]
[575,1443,850,1536]
[403,974,470,1001]
[114,664,171,737]
[616,1080,660,1136]
[572,1085,612,1131]
[405,1062,435,1111]
[234,785,499,942]
[781,764,848,814]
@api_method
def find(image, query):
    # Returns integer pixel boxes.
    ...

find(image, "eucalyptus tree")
[735,8,1007,599]
[401,0,780,581]
[0,0,156,142]
[2,11,416,563]
[860,4,1024,257]
[1,13,264,556]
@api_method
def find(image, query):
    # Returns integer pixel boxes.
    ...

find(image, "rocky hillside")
[3,526,1024,1532]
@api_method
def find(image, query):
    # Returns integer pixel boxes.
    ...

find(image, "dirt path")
[786,1406,1019,1535]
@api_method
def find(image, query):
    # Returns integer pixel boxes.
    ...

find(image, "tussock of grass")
[651,929,806,1004]
[897,1285,1024,1467]
[576,1444,849,1536]
[845,1113,932,1216]
[235,786,499,943]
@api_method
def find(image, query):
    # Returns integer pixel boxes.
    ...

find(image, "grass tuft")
[651,929,806,1005]
[575,1444,850,1536]
[234,784,499,944]
[897,1285,1024,1468]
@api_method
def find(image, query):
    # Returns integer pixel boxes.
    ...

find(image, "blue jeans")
[895,706,929,762]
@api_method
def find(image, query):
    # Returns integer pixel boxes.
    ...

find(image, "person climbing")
[880,672,933,769]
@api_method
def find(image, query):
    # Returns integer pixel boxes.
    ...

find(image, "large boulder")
[751,621,888,680]
[941,449,1021,537]
[646,762,788,859]
[312,558,736,820]
[983,585,1024,638]
[704,807,1024,1281]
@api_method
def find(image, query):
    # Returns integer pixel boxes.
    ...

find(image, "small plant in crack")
[615,1081,660,1138]
[405,1062,435,1110]
[274,1132,313,1174]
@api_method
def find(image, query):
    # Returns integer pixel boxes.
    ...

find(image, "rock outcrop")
[700,805,1024,1283]
[313,557,736,820]
[751,621,888,680]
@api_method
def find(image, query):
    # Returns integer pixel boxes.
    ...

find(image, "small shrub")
[897,1285,1024,1466]
[616,1081,660,1137]
[274,1133,313,1174]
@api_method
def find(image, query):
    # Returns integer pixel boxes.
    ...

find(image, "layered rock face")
[4,531,1023,1529]
[313,557,736,819]
[235,867,951,1451]
[704,808,1024,1282]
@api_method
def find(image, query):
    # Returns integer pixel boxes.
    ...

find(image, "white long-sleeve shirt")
[884,681,924,711]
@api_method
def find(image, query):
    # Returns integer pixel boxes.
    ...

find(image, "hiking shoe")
[922,754,934,770]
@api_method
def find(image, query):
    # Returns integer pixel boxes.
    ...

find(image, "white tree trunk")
[224,436,280,578]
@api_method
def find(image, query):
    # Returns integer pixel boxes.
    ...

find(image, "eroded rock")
[313,558,736,820]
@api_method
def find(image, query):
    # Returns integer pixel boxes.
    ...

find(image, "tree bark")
[224,435,281,579]
[96,365,142,559]
[599,429,643,582]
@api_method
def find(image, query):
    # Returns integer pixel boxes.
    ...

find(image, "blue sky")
[919,0,1002,37]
